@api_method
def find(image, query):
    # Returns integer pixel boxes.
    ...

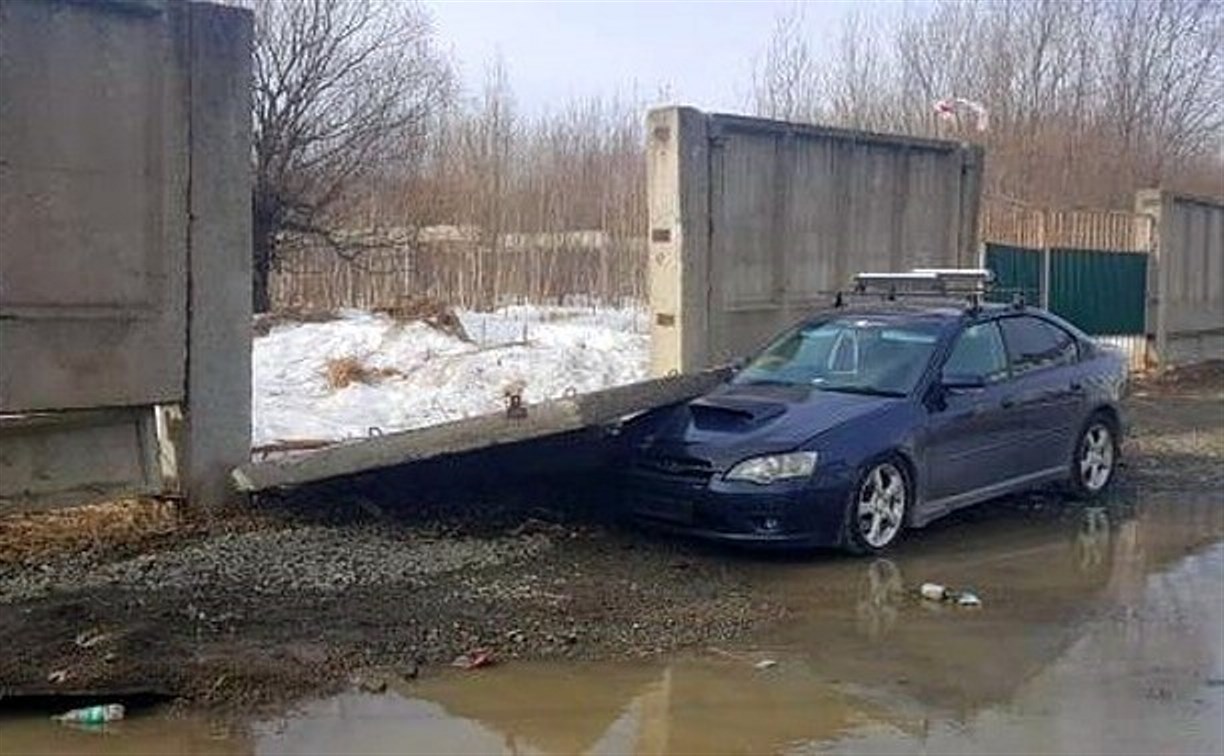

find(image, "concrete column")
[646,107,710,376]
[1135,189,1168,368]
[184,2,253,508]
[956,143,986,267]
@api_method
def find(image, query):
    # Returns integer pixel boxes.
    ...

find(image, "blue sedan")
[625,302,1128,553]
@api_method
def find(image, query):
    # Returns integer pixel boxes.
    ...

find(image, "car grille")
[632,455,715,484]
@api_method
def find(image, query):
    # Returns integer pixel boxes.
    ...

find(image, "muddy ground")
[0,364,1220,714]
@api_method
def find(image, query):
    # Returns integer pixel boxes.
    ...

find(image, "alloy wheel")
[1080,423,1115,492]
[857,462,906,548]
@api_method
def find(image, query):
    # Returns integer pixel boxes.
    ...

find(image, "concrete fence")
[646,107,984,375]
[0,0,252,511]
[1136,191,1224,366]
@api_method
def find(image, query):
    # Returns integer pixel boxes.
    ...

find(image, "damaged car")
[626,275,1128,554]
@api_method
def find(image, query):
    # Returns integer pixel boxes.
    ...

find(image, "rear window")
[944,322,1009,383]
[999,316,1078,375]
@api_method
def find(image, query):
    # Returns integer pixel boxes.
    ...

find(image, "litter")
[956,591,982,608]
[919,582,982,607]
[754,659,778,670]
[452,649,496,670]
[53,704,125,724]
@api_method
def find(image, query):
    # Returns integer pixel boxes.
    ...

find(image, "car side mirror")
[941,372,987,390]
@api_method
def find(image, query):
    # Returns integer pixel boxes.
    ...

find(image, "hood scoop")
[689,395,787,430]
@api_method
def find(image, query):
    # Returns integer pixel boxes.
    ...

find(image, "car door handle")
[1070,381,1085,393]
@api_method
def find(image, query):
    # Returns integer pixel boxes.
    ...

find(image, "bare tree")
[825,12,901,132]
[251,0,452,311]
[751,7,823,123]
[758,0,1224,208]
[1100,0,1224,188]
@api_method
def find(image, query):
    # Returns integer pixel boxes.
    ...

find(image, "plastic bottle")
[53,704,125,724]
[957,591,982,607]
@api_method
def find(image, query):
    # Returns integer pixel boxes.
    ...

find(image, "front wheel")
[1070,415,1118,498]
[844,459,909,554]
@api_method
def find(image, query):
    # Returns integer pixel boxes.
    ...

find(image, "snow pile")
[253,305,650,447]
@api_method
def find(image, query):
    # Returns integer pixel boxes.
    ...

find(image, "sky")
[425,0,915,116]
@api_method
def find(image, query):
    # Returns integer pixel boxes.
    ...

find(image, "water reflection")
[1074,506,1111,571]
[250,491,1222,755]
[854,559,904,641]
[2,492,1219,755]
[0,712,247,756]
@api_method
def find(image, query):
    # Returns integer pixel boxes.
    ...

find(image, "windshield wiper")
[817,385,906,398]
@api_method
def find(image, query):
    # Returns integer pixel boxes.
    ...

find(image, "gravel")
[0,366,1216,710]
[0,525,550,604]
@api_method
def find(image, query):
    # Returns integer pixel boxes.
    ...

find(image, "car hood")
[636,382,897,469]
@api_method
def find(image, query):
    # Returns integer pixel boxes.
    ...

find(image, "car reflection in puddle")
[1,491,1218,755]
[251,491,1221,756]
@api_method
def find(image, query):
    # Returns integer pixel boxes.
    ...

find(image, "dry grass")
[1135,360,1224,394]
[325,357,371,389]
[324,356,400,390]
[0,498,182,565]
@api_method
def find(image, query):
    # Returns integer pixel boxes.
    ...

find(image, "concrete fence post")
[183,2,253,508]
[646,107,710,376]
[957,143,986,267]
[1135,189,1169,368]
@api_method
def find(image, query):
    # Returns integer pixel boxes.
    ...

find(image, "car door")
[923,320,1025,503]
[997,315,1084,476]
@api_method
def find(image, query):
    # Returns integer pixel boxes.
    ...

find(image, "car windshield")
[732,317,942,396]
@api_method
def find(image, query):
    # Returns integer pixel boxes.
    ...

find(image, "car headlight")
[725,452,818,485]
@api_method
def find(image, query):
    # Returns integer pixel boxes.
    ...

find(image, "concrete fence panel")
[1136,190,1224,366]
[0,0,252,511]
[647,107,983,374]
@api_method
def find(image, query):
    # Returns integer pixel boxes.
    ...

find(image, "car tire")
[1069,412,1119,499]
[843,457,911,555]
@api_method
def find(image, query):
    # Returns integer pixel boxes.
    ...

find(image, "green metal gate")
[985,244,1148,336]
[1048,249,1147,335]
[984,245,1041,307]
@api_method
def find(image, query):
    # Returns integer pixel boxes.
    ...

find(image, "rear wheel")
[1070,415,1118,498]
[844,459,909,554]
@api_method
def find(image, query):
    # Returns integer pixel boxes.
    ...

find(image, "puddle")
[2,492,1221,755]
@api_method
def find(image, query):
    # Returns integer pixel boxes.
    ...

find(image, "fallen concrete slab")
[232,368,732,493]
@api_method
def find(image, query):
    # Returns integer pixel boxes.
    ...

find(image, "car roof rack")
[844,268,994,310]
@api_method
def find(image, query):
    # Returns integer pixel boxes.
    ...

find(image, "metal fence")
[981,198,1156,371]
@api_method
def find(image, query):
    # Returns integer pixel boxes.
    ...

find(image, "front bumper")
[624,464,852,548]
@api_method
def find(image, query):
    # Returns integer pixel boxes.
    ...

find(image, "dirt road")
[0,365,1220,726]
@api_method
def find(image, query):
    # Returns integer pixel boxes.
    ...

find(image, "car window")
[999,316,1078,375]
[943,322,1009,382]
